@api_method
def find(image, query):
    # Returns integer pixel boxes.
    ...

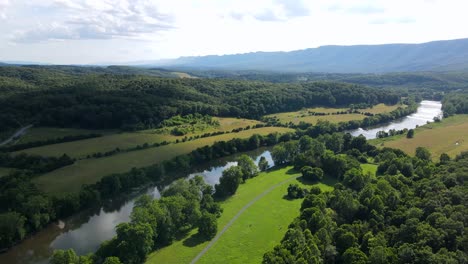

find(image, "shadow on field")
[183,232,206,247]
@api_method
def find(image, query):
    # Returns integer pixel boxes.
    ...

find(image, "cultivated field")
[16,127,114,144]
[32,127,293,194]
[371,114,468,160]
[16,118,263,159]
[267,112,365,125]
[146,166,336,264]
[264,103,405,125]
[361,103,406,114]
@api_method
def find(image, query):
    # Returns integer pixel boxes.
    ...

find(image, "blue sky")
[0,0,467,64]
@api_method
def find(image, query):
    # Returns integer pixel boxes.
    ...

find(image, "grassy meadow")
[264,103,403,125]
[16,127,114,144]
[16,118,262,159]
[32,127,293,194]
[362,103,406,114]
[267,112,365,125]
[361,163,378,177]
[146,166,336,264]
[370,114,468,160]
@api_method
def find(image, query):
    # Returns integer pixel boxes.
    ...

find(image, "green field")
[266,112,365,125]
[32,127,293,194]
[146,167,335,264]
[18,131,179,158]
[370,115,468,160]
[16,118,263,159]
[264,103,405,125]
[361,163,378,177]
[16,127,114,144]
[361,103,406,114]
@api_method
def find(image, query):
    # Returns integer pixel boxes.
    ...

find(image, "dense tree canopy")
[264,136,468,264]
[0,66,401,132]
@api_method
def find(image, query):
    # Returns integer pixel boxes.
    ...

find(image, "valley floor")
[370,114,468,160]
[145,166,336,264]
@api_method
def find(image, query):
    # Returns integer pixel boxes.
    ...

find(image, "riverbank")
[370,114,468,160]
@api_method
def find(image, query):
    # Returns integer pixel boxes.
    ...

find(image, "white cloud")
[1,0,468,64]
[12,0,173,43]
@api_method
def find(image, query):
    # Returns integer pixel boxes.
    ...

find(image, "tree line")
[0,66,400,132]
[442,93,468,117]
[0,152,74,174]
[0,133,102,152]
[0,131,293,250]
[263,141,467,263]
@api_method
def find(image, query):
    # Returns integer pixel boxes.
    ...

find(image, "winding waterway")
[0,100,442,264]
[0,148,274,264]
[349,100,443,139]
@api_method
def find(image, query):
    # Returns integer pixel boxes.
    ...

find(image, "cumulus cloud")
[12,0,173,43]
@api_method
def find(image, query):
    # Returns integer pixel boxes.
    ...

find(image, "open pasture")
[146,166,335,264]
[371,115,468,160]
[32,127,293,194]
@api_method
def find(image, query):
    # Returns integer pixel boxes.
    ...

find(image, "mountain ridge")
[146,38,468,73]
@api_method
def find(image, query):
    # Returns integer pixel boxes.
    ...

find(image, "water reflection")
[0,148,273,264]
[3,101,441,263]
[349,101,442,139]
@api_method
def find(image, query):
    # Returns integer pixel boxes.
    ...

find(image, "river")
[349,100,443,139]
[0,100,442,264]
[0,148,274,264]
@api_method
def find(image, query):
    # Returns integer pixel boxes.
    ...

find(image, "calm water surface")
[0,101,442,264]
[349,100,442,139]
[0,148,274,264]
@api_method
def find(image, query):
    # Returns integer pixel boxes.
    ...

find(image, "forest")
[0,65,466,264]
[264,144,467,264]
[0,66,400,132]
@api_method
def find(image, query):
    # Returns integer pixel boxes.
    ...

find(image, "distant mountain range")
[148,38,468,73]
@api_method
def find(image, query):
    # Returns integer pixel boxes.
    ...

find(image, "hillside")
[153,38,468,73]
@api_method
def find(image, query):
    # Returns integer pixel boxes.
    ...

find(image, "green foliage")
[103,257,122,264]
[286,184,309,199]
[50,249,91,264]
[301,166,324,182]
[0,152,74,173]
[0,212,26,249]
[237,154,258,181]
[198,212,218,240]
[265,134,467,263]
[442,93,468,117]
[50,249,79,264]
[114,222,154,264]
[415,146,432,161]
[215,166,243,197]
[94,176,220,263]
[258,156,269,171]
[406,128,415,138]
[0,66,401,132]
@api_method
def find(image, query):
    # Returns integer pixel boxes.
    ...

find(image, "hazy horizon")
[1,0,468,64]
